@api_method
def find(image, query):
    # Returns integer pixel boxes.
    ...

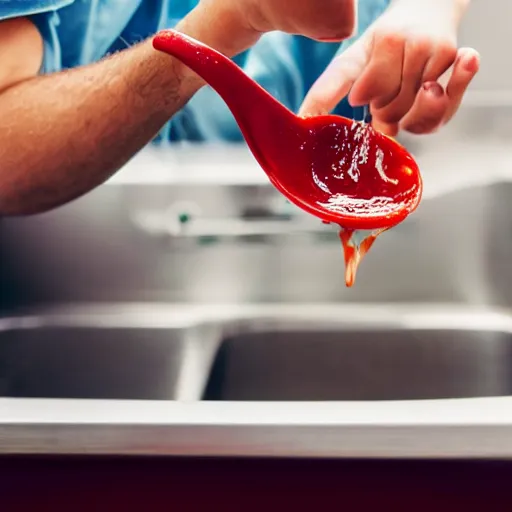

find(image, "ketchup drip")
[153,30,423,287]
[338,228,382,287]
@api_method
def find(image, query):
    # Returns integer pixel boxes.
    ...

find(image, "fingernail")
[463,54,479,72]
[423,82,443,98]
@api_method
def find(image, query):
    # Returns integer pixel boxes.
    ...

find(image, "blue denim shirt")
[0,0,390,143]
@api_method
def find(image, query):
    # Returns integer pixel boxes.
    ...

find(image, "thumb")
[299,39,370,117]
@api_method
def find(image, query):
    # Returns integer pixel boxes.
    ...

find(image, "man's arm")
[0,6,257,216]
[0,0,358,216]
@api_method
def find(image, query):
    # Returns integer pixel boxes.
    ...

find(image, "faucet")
[132,198,334,240]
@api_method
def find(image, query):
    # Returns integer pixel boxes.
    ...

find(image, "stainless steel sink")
[2,165,512,309]
[3,304,512,459]
[2,304,512,403]
[0,308,225,401]
[3,105,512,458]
[0,323,219,401]
[204,328,510,402]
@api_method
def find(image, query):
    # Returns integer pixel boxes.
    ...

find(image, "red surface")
[153,30,422,231]
[1,457,510,511]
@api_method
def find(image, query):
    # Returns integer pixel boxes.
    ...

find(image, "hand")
[299,0,480,136]
[233,0,357,42]
[191,0,357,56]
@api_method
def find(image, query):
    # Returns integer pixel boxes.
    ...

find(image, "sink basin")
[2,304,512,403]
[0,316,220,400]
[204,329,510,401]
[3,304,512,458]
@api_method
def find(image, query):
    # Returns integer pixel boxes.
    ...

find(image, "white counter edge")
[1,397,512,458]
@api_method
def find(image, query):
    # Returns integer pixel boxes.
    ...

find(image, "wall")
[460,0,509,95]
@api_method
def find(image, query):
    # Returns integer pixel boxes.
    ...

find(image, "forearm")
[0,5,257,216]
[0,41,196,215]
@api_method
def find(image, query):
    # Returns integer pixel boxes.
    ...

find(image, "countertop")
[3,396,512,458]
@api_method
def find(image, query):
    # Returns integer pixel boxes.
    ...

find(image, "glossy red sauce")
[295,118,420,224]
[338,228,382,287]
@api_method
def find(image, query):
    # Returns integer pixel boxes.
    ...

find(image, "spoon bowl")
[153,29,422,231]
[259,113,422,230]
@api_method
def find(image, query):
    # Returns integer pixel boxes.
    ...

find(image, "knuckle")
[409,36,434,57]
[375,106,407,125]
[371,87,401,110]
[379,31,405,50]
[405,112,443,134]
[435,40,458,60]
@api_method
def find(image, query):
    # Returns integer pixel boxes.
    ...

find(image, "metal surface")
[204,329,510,402]
[0,106,510,310]
[2,303,512,403]
[2,175,512,308]
[0,322,220,401]
[2,104,512,458]
[5,396,512,459]
[2,304,512,458]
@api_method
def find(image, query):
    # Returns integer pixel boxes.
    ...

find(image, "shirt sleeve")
[0,0,72,20]
[0,1,75,74]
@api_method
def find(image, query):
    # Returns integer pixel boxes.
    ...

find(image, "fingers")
[300,32,408,118]
[372,117,399,137]
[444,47,480,122]
[348,32,404,108]
[370,37,457,128]
[422,40,457,82]
[299,35,478,139]
[370,37,431,125]
[399,47,479,134]
[298,42,368,117]
[399,82,449,134]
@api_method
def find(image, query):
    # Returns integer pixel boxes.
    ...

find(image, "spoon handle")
[153,30,298,136]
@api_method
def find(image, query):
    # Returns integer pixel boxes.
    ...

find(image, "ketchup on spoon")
[153,30,423,286]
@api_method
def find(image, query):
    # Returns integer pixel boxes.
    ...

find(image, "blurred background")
[1,0,508,309]
[2,0,512,407]
[460,0,508,94]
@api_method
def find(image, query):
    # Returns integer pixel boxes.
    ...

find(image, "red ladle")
[153,30,423,286]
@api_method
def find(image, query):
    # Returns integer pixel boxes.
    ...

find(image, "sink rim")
[2,302,511,333]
